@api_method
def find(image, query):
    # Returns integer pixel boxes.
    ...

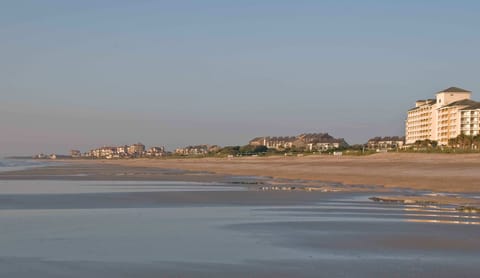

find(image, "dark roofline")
[442,99,478,108]
[409,99,436,111]
[436,87,471,94]
[460,102,480,110]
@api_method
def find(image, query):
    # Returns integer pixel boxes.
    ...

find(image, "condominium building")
[367,136,405,151]
[406,87,480,145]
[174,145,219,156]
[127,143,146,155]
[249,133,348,151]
[460,103,480,136]
[406,99,436,143]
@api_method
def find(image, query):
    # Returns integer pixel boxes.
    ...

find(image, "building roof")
[409,99,436,111]
[443,99,478,108]
[437,87,471,94]
[462,102,480,110]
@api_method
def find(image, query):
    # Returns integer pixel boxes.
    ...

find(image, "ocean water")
[0,180,479,277]
[0,159,50,172]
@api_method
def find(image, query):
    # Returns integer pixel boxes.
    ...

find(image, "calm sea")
[0,158,50,172]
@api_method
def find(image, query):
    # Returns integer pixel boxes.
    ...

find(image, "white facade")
[406,87,477,145]
[461,110,480,137]
[406,99,436,143]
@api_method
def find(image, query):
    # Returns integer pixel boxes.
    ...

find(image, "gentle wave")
[0,159,50,172]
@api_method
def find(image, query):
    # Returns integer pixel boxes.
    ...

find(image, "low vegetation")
[401,134,480,154]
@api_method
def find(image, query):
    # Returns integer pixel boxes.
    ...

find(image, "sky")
[1,0,480,156]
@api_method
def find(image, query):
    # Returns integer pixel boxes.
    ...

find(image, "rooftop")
[462,102,480,110]
[437,87,471,94]
[443,99,478,108]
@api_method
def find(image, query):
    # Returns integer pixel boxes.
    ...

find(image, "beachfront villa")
[127,143,146,156]
[83,143,165,159]
[406,87,480,145]
[367,136,405,151]
[70,150,81,158]
[146,146,166,157]
[249,133,348,151]
[174,145,220,156]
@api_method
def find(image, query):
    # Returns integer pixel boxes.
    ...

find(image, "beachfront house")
[127,143,146,156]
[70,150,81,158]
[84,142,149,158]
[249,133,348,151]
[367,136,405,151]
[146,146,166,157]
[175,145,211,156]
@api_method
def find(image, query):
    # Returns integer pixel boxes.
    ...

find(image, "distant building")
[367,136,405,151]
[249,133,348,151]
[406,87,480,145]
[116,145,128,157]
[127,143,146,156]
[33,153,47,159]
[146,146,166,157]
[175,145,211,155]
[99,146,117,159]
[70,150,81,158]
[85,142,149,158]
[299,133,348,151]
[250,136,295,149]
[208,145,221,153]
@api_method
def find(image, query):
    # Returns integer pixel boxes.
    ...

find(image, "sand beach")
[50,152,480,193]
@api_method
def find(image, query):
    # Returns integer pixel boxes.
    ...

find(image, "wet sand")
[3,153,480,209]
[1,154,478,278]
[0,162,233,183]
[1,180,480,277]
[370,195,480,208]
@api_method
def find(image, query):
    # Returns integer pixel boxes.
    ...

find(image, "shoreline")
[0,160,380,194]
[49,152,480,193]
[2,152,480,193]
[2,152,480,207]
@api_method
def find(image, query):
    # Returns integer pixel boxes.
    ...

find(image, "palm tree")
[472,135,480,150]
[448,137,458,148]
[451,133,474,150]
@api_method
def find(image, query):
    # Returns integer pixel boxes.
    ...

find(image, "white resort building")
[406,87,480,145]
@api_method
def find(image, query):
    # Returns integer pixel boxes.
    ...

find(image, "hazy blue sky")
[1,0,479,156]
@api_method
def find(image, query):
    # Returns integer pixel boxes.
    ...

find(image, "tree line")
[448,134,480,150]
[411,134,480,151]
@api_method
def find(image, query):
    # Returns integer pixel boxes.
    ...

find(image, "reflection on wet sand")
[402,204,480,225]
[406,219,480,225]
[1,181,480,277]
[405,213,480,220]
